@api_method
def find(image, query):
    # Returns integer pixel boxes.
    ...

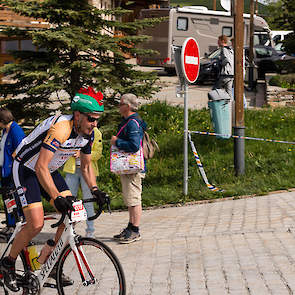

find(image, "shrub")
[275,58,295,74]
[269,74,295,89]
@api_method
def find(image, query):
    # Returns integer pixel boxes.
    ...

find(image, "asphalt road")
[135,65,256,110]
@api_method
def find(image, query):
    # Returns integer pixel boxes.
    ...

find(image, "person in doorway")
[110,93,146,244]
[0,108,25,237]
[63,127,103,238]
[213,35,234,99]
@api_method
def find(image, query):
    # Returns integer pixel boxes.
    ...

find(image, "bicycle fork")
[70,239,96,286]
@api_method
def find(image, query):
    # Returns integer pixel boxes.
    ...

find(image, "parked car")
[270,30,293,45]
[196,48,222,84]
[244,45,285,78]
[275,42,295,57]
[196,45,289,83]
[274,42,285,55]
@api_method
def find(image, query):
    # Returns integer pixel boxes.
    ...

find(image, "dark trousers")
[213,77,233,100]
[1,173,16,227]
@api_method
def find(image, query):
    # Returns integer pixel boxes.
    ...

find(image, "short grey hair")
[121,93,139,111]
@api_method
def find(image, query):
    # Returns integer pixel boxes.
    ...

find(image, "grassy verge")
[91,102,295,210]
[3,102,294,213]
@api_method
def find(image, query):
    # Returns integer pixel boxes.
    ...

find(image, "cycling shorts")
[13,161,69,208]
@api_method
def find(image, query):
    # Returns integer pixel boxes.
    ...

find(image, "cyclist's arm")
[35,147,60,200]
[80,152,97,190]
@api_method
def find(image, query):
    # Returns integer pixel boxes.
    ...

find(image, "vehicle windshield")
[254,32,271,46]
[208,48,221,59]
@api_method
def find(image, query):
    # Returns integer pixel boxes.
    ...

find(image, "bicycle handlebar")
[0,187,111,228]
[51,195,111,228]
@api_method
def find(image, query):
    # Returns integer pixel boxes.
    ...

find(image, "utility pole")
[233,0,245,176]
[248,0,255,90]
[255,0,258,14]
[213,0,216,10]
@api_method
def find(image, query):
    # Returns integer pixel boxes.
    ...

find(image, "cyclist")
[0,87,109,292]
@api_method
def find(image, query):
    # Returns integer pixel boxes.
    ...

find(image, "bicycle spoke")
[57,238,125,295]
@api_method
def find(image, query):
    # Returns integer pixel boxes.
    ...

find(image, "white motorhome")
[137,6,272,73]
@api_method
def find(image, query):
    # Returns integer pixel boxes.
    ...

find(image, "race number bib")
[71,201,87,222]
[5,198,17,214]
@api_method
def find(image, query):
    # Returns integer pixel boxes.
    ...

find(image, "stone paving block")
[3,192,295,293]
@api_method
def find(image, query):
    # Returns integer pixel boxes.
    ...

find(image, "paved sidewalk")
[2,190,295,294]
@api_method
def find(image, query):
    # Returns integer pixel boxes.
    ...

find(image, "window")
[208,48,221,58]
[255,48,272,58]
[177,17,188,31]
[21,40,36,51]
[222,27,232,37]
[1,41,19,53]
[273,35,281,44]
[254,33,270,46]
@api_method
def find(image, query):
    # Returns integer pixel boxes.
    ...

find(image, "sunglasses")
[81,113,99,123]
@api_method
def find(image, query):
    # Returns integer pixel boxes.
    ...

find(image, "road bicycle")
[0,188,126,295]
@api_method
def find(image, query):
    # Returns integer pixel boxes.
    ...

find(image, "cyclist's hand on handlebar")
[91,189,110,206]
[66,195,76,204]
[54,196,74,214]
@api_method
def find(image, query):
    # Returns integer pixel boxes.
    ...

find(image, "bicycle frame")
[0,188,111,293]
[37,215,76,289]
[1,213,93,293]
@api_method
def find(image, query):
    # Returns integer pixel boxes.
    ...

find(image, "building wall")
[91,0,115,10]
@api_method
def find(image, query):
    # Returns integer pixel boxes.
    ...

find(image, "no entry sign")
[181,37,200,83]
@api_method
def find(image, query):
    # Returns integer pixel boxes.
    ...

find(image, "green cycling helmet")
[71,87,104,113]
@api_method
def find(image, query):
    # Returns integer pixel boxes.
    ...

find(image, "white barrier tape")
[189,130,295,145]
[188,132,223,192]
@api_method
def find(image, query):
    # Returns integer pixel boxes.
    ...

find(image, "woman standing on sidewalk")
[110,93,146,244]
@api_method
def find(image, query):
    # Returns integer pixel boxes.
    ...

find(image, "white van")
[270,30,293,44]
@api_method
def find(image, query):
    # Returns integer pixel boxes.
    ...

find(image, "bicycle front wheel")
[56,237,126,295]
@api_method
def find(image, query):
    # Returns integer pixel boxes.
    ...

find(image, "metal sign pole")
[173,45,188,195]
[183,82,188,195]
[173,38,200,196]
[233,0,245,175]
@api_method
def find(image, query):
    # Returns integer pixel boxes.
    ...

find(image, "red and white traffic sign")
[181,37,200,83]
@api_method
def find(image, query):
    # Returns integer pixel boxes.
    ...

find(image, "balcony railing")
[0,8,48,28]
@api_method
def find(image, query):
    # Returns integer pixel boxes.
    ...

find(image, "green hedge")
[269,73,295,88]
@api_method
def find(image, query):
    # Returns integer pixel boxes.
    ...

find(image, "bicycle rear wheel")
[56,237,126,295]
